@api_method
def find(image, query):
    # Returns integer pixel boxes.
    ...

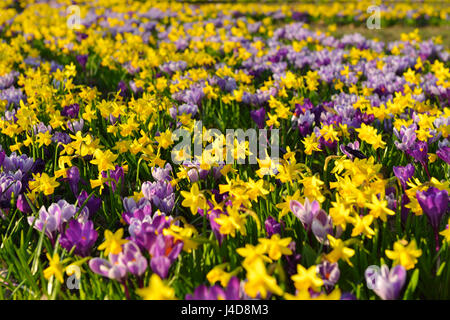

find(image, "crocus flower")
[265,216,282,237]
[27,200,77,242]
[59,219,98,257]
[436,146,450,164]
[16,194,31,214]
[406,140,428,167]
[101,165,124,193]
[149,234,183,278]
[61,103,79,119]
[416,187,449,251]
[117,80,128,97]
[186,276,241,300]
[290,198,320,231]
[66,166,80,195]
[340,141,366,161]
[393,125,416,152]
[76,54,88,69]
[77,190,102,216]
[2,152,34,173]
[116,241,148,277]
[141,180,175,213]
[250,107,266,129]
[317,261,340,292]
[365,265,406,300]
[89,256,127,281]
[151,163,172,181]
[285,241,301,276]
[393,163,415,190]
[0,149,5,168]
[311,209,333,243]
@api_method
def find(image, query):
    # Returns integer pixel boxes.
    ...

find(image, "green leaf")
[403,269,420,300]
[436,262,446,277]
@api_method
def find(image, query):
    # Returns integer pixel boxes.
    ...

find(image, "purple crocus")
[148,234,183,279]
[393,163,415,190]
[317,261,340,292]
[416,187,449,251]
[406,140,428,168]
[77,190,102,216]
[265,216,282,237]
[16,194,31,214]
[59,219,98,257]
[201,204,225,245]
[290,198,320,231]
[285,241,301,276]
[0,149,5,168]
[436,146,450,164]
[250,107,266,129]
[186,277,241,300]
[61,103,80,119]
[76,54,88,69]
[66,166,80,195]
[101,165,124,193]
[365,265,406,300]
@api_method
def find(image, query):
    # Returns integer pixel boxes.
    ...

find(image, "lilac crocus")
[89,256,127,281]
[59,219,98,256]
[117,80,128,97]
[393,163,415,190]
[311,209,333,243]
[0,172,22,207]
[116,241,148,277]
[416,187,449,251]
[290,198,320,231]
[151,163,172,181]
[365,265,406,300]
[27,200,77,242]
[2,152,34,173]
[141,180,175,213]
[393,125,416,152]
